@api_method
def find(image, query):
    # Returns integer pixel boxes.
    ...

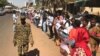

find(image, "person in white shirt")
[13,13,18,23]
[47,14,54,38]
[34,12,40,27]
[12,12,18,32]
[58,16,75,56]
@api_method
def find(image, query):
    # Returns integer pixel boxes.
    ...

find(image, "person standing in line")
[13,16,34,56]
[12,12,18,32]
[38,14,43,28]
[80,17,90,29]
[34,12,40,27]
[59,16,75,56]
[89,18,100,56]
[52,12,65,45]
[47,13,54,39]
[28,10,34,23]
[69,20,92,56]
[42,11,48,32]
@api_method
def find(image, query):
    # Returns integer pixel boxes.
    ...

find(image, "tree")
[0,0,8,7]
[35,0,40,5]
[35,0,75,13]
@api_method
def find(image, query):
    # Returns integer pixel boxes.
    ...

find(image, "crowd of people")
[27,9,100,56]
[13,8,100,56]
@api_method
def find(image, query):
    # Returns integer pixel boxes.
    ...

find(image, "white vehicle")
[4,5,13,13]
[0,8,6,16]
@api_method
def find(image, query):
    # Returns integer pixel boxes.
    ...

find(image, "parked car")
[4,5,13,13]
[0,8,6,16]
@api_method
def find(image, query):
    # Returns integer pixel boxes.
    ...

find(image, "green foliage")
[0,0,8,7]
[35,0,40,6]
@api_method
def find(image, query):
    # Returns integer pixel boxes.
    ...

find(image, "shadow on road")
[26,48,40,56]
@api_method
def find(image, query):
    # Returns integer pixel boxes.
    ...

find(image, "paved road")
[0,14,60,56]
[0,14,18,56]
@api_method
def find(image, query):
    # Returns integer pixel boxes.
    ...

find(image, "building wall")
[84,7,100,15]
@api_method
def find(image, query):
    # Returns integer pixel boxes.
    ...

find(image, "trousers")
[18,44,28,56]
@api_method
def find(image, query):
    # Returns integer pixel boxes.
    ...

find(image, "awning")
[75,0,89,7]
[75,0,100,7]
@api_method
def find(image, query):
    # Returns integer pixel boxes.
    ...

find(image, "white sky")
[7,0,35,8]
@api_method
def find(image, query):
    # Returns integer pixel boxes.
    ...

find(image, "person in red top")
[69,20,92,56]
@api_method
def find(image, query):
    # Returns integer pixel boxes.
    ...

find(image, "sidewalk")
[26,19,61,56]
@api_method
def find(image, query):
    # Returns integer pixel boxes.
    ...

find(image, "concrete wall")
[84,7,100,15]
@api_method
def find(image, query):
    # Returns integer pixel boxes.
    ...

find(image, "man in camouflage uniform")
[13,16,33,56]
